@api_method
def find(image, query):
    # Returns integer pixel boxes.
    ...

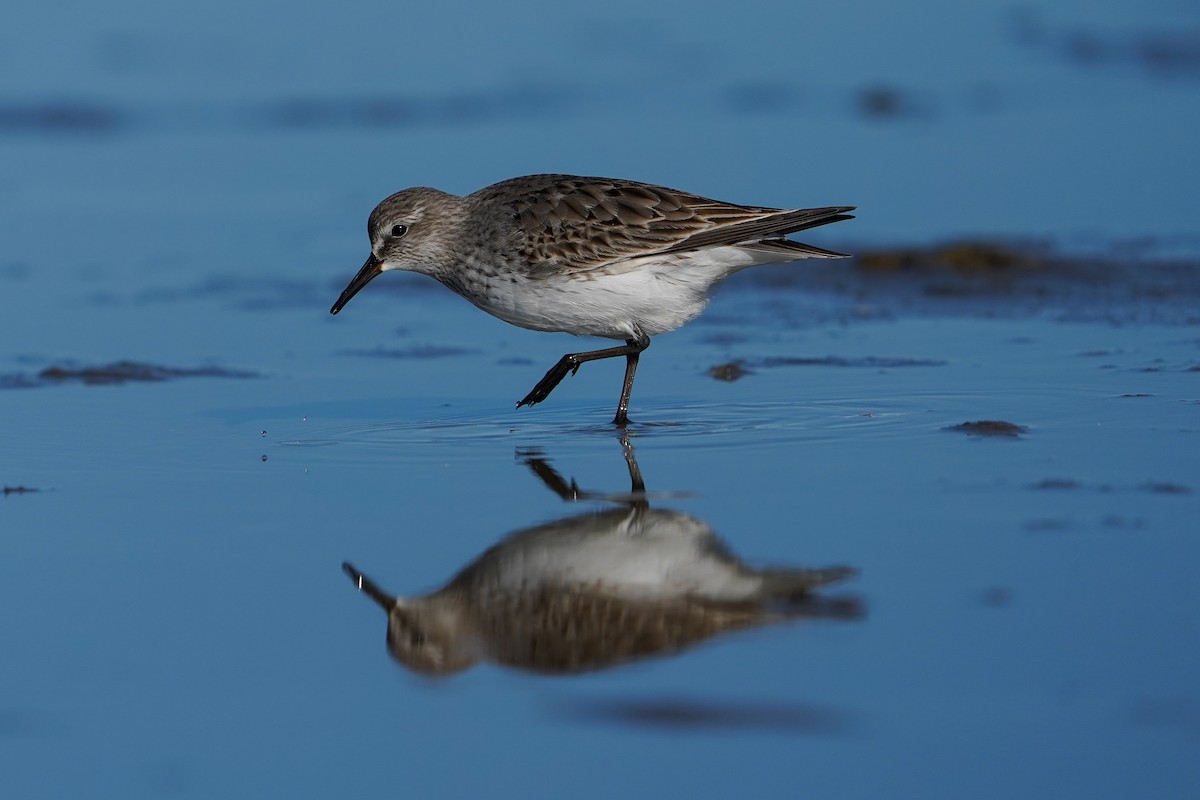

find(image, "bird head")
[330,187,461,315]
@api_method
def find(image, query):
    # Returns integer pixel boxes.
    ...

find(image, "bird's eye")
[390,224,409,238]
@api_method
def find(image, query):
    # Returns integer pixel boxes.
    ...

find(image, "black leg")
[516,337,650,422]
[612,345,643,427]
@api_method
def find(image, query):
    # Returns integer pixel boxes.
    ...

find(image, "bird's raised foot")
[516,354,580,409]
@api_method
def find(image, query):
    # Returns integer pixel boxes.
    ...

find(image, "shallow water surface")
[4,278,1197,797]
[3,1,1200,798]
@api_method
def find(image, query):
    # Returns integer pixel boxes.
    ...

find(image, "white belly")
[471,248,763,339]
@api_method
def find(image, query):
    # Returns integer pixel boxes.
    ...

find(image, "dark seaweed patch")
[947,420,1028,437]
[735,240,1200,326]
[708,362,751,382]
[857,84,928,119]
[1010,10,1200,80]
[1029,478,1081,491]
[343,346,477,360]
[763,355,946,368]
[0,101,127,135]
[254,87,573,131]
[1141,481,1192,496]
[856,242,1045,275]
[1,361,257,389]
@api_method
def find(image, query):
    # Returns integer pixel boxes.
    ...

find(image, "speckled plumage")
[331,174,855,424]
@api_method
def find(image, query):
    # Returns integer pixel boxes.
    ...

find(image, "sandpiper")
[331,174,855,425]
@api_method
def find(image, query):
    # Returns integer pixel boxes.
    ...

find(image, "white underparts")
[466,246,784,338]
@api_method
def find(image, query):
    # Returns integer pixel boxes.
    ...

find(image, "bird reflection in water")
[343,440,861,676]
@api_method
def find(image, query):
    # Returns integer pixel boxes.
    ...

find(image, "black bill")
[330,254,383,315]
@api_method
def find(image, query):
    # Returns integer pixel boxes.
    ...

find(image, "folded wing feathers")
[735,238,851,260]
[503,175,855,272]
[661,206,856,256]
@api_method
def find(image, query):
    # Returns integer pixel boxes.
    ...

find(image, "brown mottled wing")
[472,174,854,276]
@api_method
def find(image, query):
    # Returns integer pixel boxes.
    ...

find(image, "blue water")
[3,1,1199,798]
